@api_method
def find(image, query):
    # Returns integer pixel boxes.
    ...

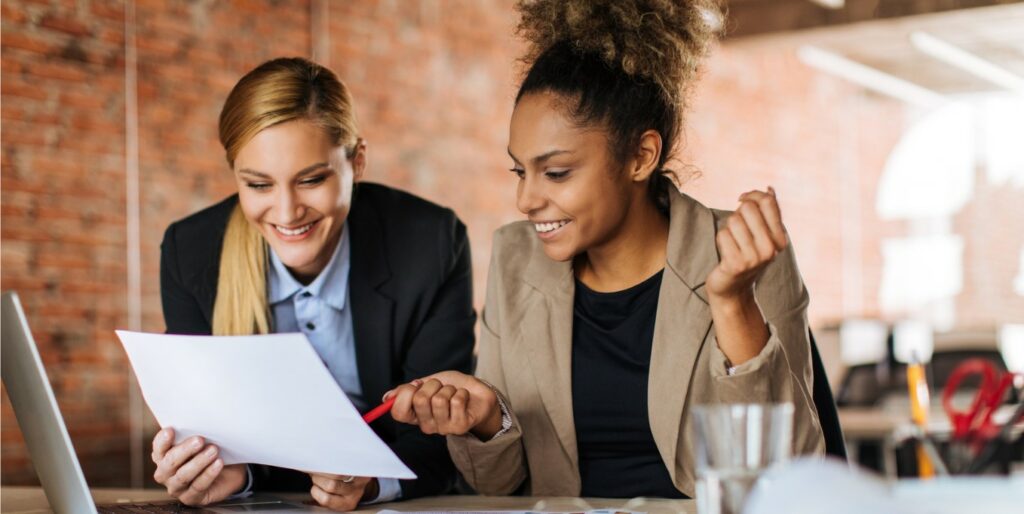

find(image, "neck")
[575,196,669,292]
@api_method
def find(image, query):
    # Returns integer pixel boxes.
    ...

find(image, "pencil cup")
[692,403,794,514]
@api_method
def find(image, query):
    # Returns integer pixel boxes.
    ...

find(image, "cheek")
[324,180,349,212]
[306,181,351,219]
[556,180,600,225]
[236,190,269,223]
[568,178,627,240]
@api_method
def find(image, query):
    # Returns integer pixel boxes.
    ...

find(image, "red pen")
[362,396,396,423]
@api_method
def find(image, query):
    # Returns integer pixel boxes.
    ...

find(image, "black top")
[159,183,476,498]
[571,269,686,498]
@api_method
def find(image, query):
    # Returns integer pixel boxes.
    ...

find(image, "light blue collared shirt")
[267,223,365,411]
[237,223,401,503]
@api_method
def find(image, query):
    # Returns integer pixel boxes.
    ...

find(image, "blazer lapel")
[648,189,720,486]
[520,246,579,471]
[347,195,395,405]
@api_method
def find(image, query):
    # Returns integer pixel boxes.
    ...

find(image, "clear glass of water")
[692,403,794,514]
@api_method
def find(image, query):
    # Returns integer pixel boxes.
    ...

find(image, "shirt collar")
[267,222,350,311]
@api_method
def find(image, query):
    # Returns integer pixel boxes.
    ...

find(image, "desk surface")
[0,487,695,514]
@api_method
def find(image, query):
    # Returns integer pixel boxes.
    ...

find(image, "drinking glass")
[692,403,794,514]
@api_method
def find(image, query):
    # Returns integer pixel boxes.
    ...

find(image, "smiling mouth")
[533,219,571,233]
[272,220,318,236]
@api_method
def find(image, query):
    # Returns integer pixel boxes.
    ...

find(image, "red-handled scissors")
[941,358,1016,444]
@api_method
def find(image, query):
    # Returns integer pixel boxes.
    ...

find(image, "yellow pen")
[907,355,934,478]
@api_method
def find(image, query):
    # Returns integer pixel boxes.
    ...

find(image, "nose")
[515,173,545,216]
[274,187,306,224]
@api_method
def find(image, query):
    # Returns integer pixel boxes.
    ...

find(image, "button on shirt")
[264,223,401,503]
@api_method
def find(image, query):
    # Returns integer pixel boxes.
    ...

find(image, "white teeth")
[533,220,570,233]
[274,222,313,236]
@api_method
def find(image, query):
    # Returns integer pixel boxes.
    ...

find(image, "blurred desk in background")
[839,407,904,476]
[839,405,1024,477]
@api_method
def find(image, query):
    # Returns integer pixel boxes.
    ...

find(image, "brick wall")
[3,0,1022,487]
[323,0,525,309]
[2,0,131,485]
[684,39,909,325]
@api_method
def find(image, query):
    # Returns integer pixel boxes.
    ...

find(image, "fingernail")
[382,390,394,402]
[205,446,217,456]
[191,437,203,448]
[411,379,423,387]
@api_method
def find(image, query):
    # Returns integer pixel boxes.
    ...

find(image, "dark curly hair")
[515,0,722,212]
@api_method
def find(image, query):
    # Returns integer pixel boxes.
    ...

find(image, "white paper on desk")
[115,330,415,479]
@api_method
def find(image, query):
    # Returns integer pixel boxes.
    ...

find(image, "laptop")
[1,291,329,513]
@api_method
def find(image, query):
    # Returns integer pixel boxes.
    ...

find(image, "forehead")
[509,92,607,159]
[235,119,337,171]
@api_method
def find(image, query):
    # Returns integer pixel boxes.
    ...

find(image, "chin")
[273,248,315,269]
[541,243,576,263]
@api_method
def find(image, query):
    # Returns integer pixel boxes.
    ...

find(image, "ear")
[350,138,368,182]
[629,130,662,183]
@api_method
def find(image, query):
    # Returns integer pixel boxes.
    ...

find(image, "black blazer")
[159,182,476,498]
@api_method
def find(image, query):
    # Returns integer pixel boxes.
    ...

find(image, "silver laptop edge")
[2,291,97,513]
[2,291,329,513]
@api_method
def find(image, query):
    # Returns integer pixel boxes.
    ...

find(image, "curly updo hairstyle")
[515,0,722,212]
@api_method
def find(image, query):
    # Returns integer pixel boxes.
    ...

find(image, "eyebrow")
[507,148,574,166]
[237,162,330,179]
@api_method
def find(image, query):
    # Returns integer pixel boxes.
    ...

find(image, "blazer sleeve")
[390,214,478,499]
[446,235,529,495]
[705,240,825,457]
[160,222,211,335]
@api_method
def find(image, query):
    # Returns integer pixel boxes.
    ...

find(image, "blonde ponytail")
[212,204,271,335]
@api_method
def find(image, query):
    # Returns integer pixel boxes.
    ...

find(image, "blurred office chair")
[810,330,848,460]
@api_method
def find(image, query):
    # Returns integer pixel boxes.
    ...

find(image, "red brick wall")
[2,0,131,485]
[3,0,1023,487]
[323,0,525,309]
[684,40,909,326]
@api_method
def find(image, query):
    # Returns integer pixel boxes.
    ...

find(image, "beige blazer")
[448,188,825,497]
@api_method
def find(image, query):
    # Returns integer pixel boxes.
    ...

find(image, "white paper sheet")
[116,330,415,479]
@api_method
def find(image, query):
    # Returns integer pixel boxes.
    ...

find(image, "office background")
[3,0,1023,487]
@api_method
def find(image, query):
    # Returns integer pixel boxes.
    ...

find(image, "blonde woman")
[151,57,474,510]
[387,0,824,498]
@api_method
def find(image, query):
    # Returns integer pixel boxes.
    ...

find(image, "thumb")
[422,370,457,385]
[382,379,423,401]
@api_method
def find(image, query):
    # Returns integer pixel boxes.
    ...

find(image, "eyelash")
[244,175,328,191]
[300,175,327,186]
[508,169,571,181]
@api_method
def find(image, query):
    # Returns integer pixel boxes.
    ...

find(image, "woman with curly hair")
[387,0,825,498]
